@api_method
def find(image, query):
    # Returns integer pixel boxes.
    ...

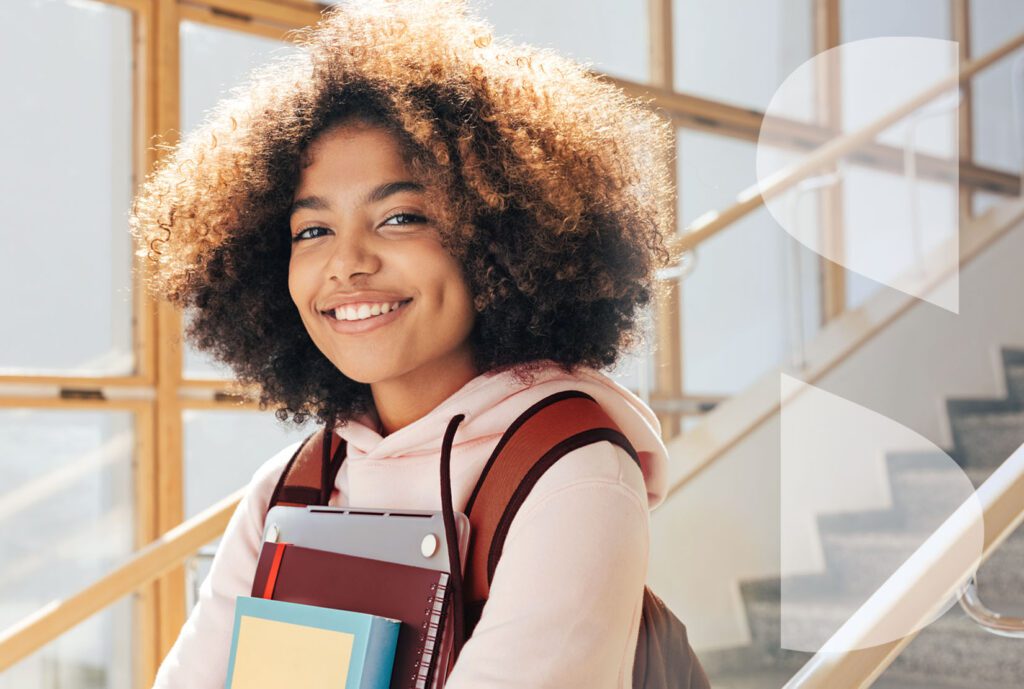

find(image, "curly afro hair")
[129,0,676,428]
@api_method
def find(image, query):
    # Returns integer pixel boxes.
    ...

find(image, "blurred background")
[2,0,1024,687]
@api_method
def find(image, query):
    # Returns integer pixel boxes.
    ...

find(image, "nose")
[326,227,382,282]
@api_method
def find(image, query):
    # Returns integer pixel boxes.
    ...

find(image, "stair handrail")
[784,440,1024,688]
[958,573,1024,638]
[1013,53,1024,184]
[0,486,245,670]
[904,87,966,281]
[2,26,1024,677]
[783,167,845,370]
[667,30,1024,262]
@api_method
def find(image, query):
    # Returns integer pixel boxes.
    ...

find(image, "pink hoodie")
[150,360,668,689]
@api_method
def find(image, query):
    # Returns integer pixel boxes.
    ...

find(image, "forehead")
[298,125,408,183]
[290,122,452,226]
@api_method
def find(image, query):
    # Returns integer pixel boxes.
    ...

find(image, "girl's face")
[287,123,477,388]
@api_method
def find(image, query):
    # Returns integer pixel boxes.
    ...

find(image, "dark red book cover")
[250,541,451,689]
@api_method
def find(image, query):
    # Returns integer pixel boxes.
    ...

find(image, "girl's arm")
[149,440,302,689]
[443,440,650,689]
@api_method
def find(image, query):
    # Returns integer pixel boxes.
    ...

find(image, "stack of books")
[225,541,454,689]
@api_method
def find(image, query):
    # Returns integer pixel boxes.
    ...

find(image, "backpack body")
[266,390,710,689]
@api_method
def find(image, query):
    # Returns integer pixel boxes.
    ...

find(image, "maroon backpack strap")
[462,390,640,632]
[267,423,348,509]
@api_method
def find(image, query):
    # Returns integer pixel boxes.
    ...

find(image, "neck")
[370,345,479,436]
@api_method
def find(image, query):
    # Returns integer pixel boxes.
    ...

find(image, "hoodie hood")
[334,361,668,510]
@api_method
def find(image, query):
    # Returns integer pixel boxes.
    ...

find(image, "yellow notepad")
[226,596,400,689]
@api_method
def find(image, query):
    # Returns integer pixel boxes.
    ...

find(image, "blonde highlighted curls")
[129,0,676,427]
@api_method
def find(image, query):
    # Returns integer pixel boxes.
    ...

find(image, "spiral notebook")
[251,541,452,689]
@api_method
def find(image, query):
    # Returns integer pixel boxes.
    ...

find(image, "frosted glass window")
[972,190,1012,218]
[604,305,656,403]
[0,409,135,688]
[181,409,312,608]
[970,0,1024,176]
[841,163,957,311]
[182,410,312,521]
[841,0,951,43]
[0,0,134,377]
[677,130,823,397]
[468,0,649,84]
[179,22,302,379]
[840,3,957,161]
[674,0,816,121]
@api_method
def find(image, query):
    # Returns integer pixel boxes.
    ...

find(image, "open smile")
[321,299,413,334]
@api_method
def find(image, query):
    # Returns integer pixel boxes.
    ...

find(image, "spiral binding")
[412,572,449,689]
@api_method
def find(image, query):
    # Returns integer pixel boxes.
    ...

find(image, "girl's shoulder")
[504,438,649,540]
[528,438,645,495]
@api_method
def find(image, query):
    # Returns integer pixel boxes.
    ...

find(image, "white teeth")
[332,300,406,321]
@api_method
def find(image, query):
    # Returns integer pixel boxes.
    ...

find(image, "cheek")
[286,256,307,309]
[438,263,476,325]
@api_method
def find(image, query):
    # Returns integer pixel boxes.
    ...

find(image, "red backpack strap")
[267,423,348,509]
[462,390,640,628]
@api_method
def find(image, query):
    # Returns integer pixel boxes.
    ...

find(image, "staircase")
[700,347,1024,689]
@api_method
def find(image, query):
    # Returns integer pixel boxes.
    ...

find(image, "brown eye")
[381,212,427,227]
[292,226,331,242]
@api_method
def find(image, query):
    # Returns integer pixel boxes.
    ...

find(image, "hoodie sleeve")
[149,440,301,689]
[443,440,650,689]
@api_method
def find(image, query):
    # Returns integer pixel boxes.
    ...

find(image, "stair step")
[739,585,1024,686]
[817,460,990,538]
[1001,347,1024,403]
[1005,364,1024,403]
[822,528,1024,598]
[887,462,989,531]
[948,400,1024,468]
[706,657,1014,689]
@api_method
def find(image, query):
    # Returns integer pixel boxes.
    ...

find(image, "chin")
[332,358,403,386]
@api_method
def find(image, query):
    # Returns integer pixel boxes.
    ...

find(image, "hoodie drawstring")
[439,413,467,670]
[320,418,336,506]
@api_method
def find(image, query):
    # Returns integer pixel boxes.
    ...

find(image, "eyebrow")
[289,180,426,218]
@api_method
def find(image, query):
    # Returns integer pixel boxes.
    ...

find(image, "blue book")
[225,595,400,689]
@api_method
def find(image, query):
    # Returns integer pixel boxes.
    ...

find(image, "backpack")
[267,389,711,689]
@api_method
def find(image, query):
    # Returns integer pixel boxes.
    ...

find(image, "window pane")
[179,21,302,379]
[181,409,312,609]
[841,163,957,311]
[0,409,135,688]
[970,0,1024,176]
[604,305,656,401]
[674,0,816,121]
[840,2,957,159]
[841,0,951,43]
[677,130,823,396]
[972,190,1011,218]
[468,0,649,84]
[0,0,134,377]
[0,603,134,689]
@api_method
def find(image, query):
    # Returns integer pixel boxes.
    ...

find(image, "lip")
[320,291,412,311]
[322,299,412,335]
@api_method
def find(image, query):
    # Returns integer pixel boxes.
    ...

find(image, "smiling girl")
[287,124,480,432]
[130,1,678,687]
